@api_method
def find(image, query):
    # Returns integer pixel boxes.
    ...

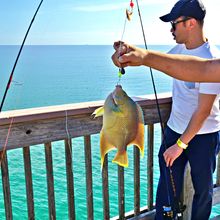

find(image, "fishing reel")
[163,206,174,220]
[163,202,186,220]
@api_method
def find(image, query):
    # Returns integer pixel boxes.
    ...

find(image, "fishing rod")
[0,0,44,113]
[0,0,44,166]
[134,0,185,219]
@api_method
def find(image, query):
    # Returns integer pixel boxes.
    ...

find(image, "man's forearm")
[143,50,220,82]
[112,42,220,83]
[179,111,209,145]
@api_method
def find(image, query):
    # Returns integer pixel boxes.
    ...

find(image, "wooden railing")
[0,93,220,220]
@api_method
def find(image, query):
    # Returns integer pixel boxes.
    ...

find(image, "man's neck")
[185,33,207,49]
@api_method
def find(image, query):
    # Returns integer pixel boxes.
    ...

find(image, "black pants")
[155,126,220,220]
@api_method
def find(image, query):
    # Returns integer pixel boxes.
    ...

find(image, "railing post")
[23,146,35,220]
[134,146,140,216]
[102,155,110,220]
[45,142,56,220]
[147,124,154,210]
[84,135,94,220]
[65,139,75,220]
[216,153,220,186]
[118,166,125,220]
[0,151,12,220]
[182,163,194,220]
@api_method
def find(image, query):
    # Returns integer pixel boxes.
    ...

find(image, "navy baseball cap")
[160,0,206,22]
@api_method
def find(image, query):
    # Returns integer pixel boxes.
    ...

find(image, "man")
[113,0,220,219]
[112,42,220,85]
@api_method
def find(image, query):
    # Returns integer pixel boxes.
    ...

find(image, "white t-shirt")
[167,42,220,134]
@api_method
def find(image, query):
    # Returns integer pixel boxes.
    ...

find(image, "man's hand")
[163,144,183,167]
[111,41,147,68]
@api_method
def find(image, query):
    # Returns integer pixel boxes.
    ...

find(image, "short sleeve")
[199,83,220,94]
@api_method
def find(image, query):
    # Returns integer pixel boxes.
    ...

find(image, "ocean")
[0,45,219,219]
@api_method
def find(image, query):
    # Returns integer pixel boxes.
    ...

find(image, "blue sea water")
[0,45,219,219]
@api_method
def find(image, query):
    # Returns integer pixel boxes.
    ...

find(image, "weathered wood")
[213,186,220,206]
[128,209,155,220]
[107,206,156,220]
[1,93,220,220]
[0,93,172,126]
[23,146,35,220]
[65,139,75,220]
[118,166,125,220]
[84,135,94,220]
[134,146,140,216]
[183,164,220,219]
[216,153,220,186]
[45,142,56,220]
[0,151,12,220]
[147,125,154,210]
[211,215,220,220]
[0,94,172,150]
[183,163,194,220]
[102,155,110,220]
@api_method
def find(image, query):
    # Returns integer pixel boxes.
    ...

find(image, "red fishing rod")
[0,0,44,113]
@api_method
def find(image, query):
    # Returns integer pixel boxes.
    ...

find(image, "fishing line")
[0,0,44,113]
[0,0,44,166]
[135,0,183,218]
[117,1,134,85]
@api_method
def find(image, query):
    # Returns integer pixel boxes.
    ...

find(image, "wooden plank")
[182,166,220,218]
[111,206,156,220]
[0,93,172,126]
[102,155,110,220]
[65,139,75,220]
[0,151,12,220]
[84,135,94,220]
[118,166,125,220]
[216,153,220,186]
[0,96,172,150]
[213,186,220,206]
[133,146,140,216]
[211,215,220,220]
[23,146,35,219]
[128,209,155,220]
[183,163,194,220]
[147,125,154,210]
[45,142,56,220]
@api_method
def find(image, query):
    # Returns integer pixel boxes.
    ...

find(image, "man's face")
[170,16,191,44]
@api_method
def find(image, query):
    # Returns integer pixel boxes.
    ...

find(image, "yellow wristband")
[176,138,188,150]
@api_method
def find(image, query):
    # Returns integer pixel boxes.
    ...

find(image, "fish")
[93,85,145,168]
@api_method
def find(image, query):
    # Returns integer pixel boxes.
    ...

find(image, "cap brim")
[160,13,177,22]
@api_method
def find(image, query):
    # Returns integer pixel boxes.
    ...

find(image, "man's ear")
[188,18,197,30]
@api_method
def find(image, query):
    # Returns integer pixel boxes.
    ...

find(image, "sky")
[1,0,220,45]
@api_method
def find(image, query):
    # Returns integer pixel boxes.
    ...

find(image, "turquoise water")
[0,45,219,219]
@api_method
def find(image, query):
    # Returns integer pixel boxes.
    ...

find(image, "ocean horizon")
[0,45,219,219]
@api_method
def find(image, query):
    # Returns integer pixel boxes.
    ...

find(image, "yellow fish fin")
[100,131,115,169]
[129,105,145,157]
[112,151,128,168]
[92,106,104,118]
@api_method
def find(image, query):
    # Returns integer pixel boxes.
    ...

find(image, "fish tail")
[112,151,128,168]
